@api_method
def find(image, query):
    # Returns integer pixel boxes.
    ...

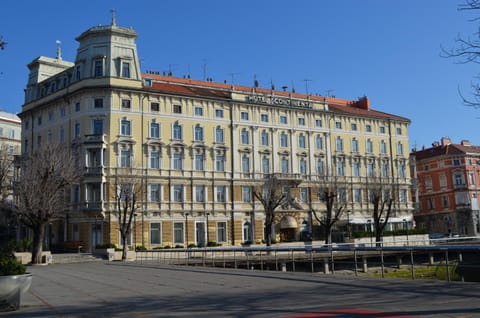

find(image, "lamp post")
[185,213,189,247]
[206,212,210,244]
[367,219,372,247]
[403,218,409,246]
[133,213,137,250]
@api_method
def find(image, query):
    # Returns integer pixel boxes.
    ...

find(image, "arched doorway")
[279,216,297,241]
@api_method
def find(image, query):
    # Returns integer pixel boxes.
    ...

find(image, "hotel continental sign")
[20,22,413,251]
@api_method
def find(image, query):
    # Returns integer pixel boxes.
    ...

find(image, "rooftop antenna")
[55,40,62,60]
[227,72,240,84]
[303,79,312,95]
[326,89,335,97]
[291,80,296,93]
[253,74,259,88]
[110,8,117,26]
[202,60,207,81]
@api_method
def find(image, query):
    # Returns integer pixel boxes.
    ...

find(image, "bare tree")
[442,1,480,107]
[368,182,394,246]
[253,175,288,246]
[113,169,143,260]
[0,36,6,50]
[0,143,15,245]
[312,185,347,245]
[14,144,81,264]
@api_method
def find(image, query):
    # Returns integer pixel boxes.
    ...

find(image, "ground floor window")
[217,221,227,243]
[150,223,161,245]
[173,222,184,244]
[243,221,252,243]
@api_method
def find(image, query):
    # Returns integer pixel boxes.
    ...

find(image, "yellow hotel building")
[20,22,413,251]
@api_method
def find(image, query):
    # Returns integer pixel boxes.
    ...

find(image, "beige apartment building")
[20,21,413,251]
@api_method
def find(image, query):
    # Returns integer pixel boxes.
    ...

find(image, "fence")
[134,238,480,282]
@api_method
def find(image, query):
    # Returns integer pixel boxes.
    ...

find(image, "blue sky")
[0,0,478,149]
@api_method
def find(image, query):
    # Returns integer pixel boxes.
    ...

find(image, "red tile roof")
[141,73,410,122]
[413,143,480,161]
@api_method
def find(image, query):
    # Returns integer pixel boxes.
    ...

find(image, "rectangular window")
[335,137,343,152]
[215,127,224,143]
[195,107,203,116]
[366,124,372,132]
[380,141,387,154]
[396,127,402,135]
[173,105,182,114]
[150,184,161,201]
[150,151,160,169]
[261,131,269,146]
[216,186,226,202]
[280,133,288,147]
[439,174,447,188]
[453,159,461,166]
[261,114,269,122]
[351,123,357,131]
[366,140,373,153]
[173,185,184,202]
[351,139,359,153]
[173,223,184,244]
[150,122,160,138]
[173,124,182,140]
[48,111,54,121]
[75,102,80,112]
[317,159,324,175]
[315,119,322,127]
[195,154,205,171]
[242,186,251,202]
[194,126,204,141]
[93,119,103,135]
[94,98,103,108]
[442,195,449,208]
[399,189,407,203]
[380,126,386,133]
[281,158,289,173]
[216,155,225,172]
[121,99,131,109]
[122,62,130,78]
[215,109,224,118]
[121,119,131,136]
[217,222,227,243]
[94,60,103,77]
[151,102,159,112]
[298,135,306,148]
[195,185,205,202]
[300,188,309,203]
[262,157,270,174]
[353,161,360,176]
[242,156,250,173]
[353,189,362,203]
[335,121,342,129]
[241,111,249,120]
[173,153,183,170]
[121,150,131,167]
[280,115,288,124]
[74,123,81,138]
[241,129,249,144]
[150,223,161,244]
[298,118,305,126]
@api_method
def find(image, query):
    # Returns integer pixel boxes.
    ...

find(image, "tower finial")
[56,40,62,60]
[110,8,116,26]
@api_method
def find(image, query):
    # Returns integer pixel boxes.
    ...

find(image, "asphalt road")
[2,261,480,317]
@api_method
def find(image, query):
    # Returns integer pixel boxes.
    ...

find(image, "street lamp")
[403,218,409,246]
[367,219,372,247]
[133,213,137,250]
[185,213,189,247]
[206,213,210,244]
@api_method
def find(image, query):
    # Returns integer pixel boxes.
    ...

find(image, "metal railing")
[134,238,480,283]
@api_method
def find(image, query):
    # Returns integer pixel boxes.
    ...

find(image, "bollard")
[429,252,434,265]
[281,263,287,272]
[323,258,329,274]
[362,256,368,273]
[396,255,402,269]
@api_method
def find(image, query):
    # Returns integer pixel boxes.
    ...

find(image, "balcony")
[84,134,105,144]
[84,166,103,176]
[83,201,102,211]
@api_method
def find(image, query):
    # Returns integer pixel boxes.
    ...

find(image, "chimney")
[441,137,451,146]
[432,141,440,147]
[355,96,370,110]
[461,140,471,146]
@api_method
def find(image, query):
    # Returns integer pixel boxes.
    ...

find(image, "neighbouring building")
[19,20,414,251]
[0,111,21,244]
[411,137,480,236]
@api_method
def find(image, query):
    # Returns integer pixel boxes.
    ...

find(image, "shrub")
[95,243,116,249]
[163,245,172,249]
[0,247,26,276]
[187,243,197,248]
[135,245,147,252]
[153,246,164,250]
[174,245,184,248]
[207,241,220,247]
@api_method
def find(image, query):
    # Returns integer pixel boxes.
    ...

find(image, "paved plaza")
[2,261,480,317]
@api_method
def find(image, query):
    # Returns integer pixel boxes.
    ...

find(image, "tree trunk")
[325,225,332,245]
[265,222,272,246]
[121,233,127,260]
[375,231,383,247]
[31,224,45,264]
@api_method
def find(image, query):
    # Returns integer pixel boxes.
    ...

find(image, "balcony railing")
[84,134,105,144]
[84,166,103,175]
